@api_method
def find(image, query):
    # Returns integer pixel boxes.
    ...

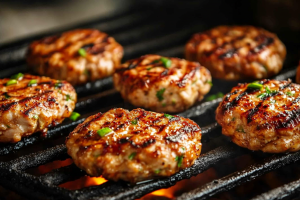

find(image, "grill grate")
[1,1,300,199]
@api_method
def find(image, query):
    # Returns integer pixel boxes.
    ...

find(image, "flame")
[150,189,175,198]
[59,176,108,190]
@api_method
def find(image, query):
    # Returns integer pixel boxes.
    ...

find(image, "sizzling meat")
[66,108,202,183]
[27,29,123,85]
[216,79,300,153]
[0,74,76,143]
[186,26,286,80]
[113,54,212,113]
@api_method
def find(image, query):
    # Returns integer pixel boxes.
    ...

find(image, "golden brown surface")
[216,79,300,153]
[0,74,76,143]
[27,29,123,85]
[113,54,212,113]
[66,108,202,183]
[186,26,286,80]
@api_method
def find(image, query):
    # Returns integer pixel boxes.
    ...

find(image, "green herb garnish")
[162,103,166,107]
[205,92,224,101]
[54,82,63,88]
[33,115,38,119]
[97,127,112,137]
[236,125,245,133]
[84,69,90,77]
[4,93,10,99]
[70,112,80,121]
[156,88,166,102]
[175,155,184,167]
[66,94,71,101]
[270,99,276,104]
[164,113,174,119]
[172,99,176,105]
[78,48,87,57]
[247,82,263,90]
[128,152,136,160]
[6,79,17,86]
[5,124,10,128]
[286,91,295,96]
[28,79,37,87]
[206,80,213,86]
[160,57,172,68]
[154,169,161,174]
[11,73,24,80]
[131,119,138,125]
[146,67,152,71]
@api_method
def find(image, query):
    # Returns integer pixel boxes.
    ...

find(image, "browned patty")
[27,29,123,85]
[0,74,76,143]
[216,79,300,153]
[113,54,212,113]
[186,26,286,80]
[66,108,202,183]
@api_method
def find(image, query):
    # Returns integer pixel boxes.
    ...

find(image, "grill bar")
[176,151,300,200]
[251,178,300,200]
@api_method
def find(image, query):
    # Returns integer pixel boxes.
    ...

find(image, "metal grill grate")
[0,2,300,200]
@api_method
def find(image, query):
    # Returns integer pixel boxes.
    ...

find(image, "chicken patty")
[27,29,123,85]
[186,26,286,80]
[66,108,202,183]
[0,74,76,143]
[216,79,300,153]
[113,55,212,113]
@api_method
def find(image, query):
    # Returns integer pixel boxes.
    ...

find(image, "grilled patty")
[0,74,76,143]
[186,26,286,80]
[27,29,123,85]
[66,108,202,183]
[216,79,300,153]
[113,54,212,113]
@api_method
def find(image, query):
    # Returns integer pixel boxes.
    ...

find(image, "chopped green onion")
[162,103,166,107]
[54,82,63,88]
[172,99,176,105]
[206,80,213,86]
[164,113,174,119]
[5,124,10,128]
[232,117,236,121]
[160,57,172,68]
[181,147,185,152]
[128,152,136,160]
[154,169,161,174]
[131,119,138,125]
[265,86,271,94]
[70,112,80,121]
[66,94,71,101]
[4,93,10,99]
[11,73,24,80]
[84,69,90,77]
[205,92,224,101]
[28,79,37,86]
[146,67,152,71]
[286,91,295,96]
[175,155,184,167]
[270,99,276,104]
[97,127,112,137]
[247,82,263,90]
[236,125,245,133]
[257,93,267,99]
[6,79,17,86]
[33,115,38,119]
[78,48,87,57]
[156,88,166,102]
